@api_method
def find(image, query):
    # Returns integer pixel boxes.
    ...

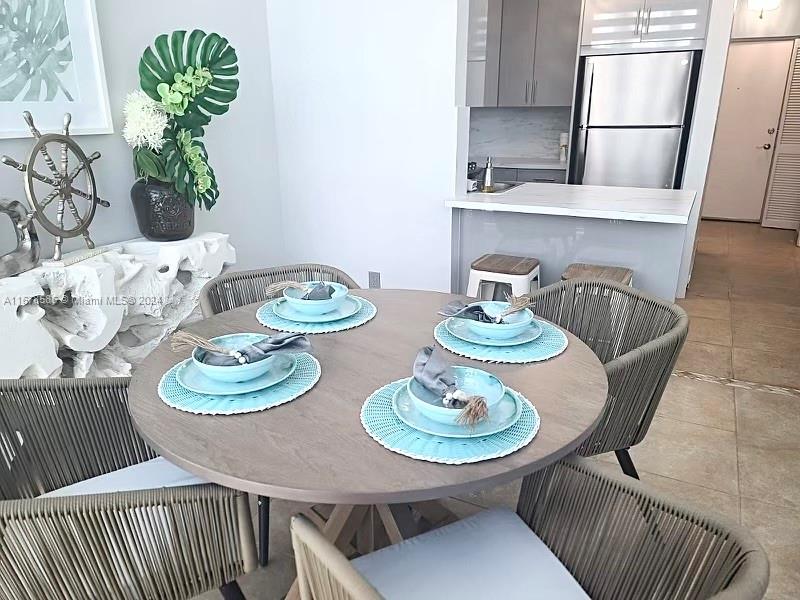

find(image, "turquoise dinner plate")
[175,354,297,396]
[272,296,361,323]
[391,383,523,439]
[445,317,543,347]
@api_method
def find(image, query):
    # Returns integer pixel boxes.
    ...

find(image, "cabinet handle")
[634,9,641,36]
[533,80,537,104]
[644,7,652,34]
[524,80,530,104]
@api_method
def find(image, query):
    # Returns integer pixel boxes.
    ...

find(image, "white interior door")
[702,40,793,221]
[763,40,800,229]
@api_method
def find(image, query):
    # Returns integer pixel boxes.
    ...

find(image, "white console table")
[0,232,236,378]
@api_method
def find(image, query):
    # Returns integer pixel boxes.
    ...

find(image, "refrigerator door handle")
[575,127,589,184]
[579,62,595,129]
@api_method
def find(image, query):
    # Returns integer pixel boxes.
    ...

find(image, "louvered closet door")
[763,39,800,229]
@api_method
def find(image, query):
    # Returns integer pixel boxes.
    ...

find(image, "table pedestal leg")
[410,500,460,529]
[258,495,270,567]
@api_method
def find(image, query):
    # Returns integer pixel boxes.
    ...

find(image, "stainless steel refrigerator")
[570,51,700,189]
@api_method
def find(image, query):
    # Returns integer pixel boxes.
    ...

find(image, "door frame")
[701,38,794,222]
[761,38,800,229]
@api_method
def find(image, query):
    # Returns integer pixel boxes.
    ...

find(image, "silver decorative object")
[1,111,109,261]
[0,198,39,277]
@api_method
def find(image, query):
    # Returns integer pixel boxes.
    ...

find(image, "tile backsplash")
[469,107,571,160]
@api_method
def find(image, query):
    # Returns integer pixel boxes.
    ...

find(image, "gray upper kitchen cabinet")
[467,0,503,106]
[581,0,709,48]
[532,0,582,106]
[496,0,581,107]
[581,0,643,47]
[639,0,709,42]
[497,0,539,106]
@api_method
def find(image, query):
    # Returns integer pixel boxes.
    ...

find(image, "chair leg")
[258,495,270,567]
[615,448,640,479]
[220,581,246,600]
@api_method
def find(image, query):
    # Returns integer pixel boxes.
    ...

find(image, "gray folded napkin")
[438,300,498,324]
[412,346,488,424]
[198,333,311,366]
[413,346,456,399]
[302,282,336,300]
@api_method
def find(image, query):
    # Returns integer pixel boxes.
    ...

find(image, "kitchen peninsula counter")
[448,182,697,301]
[446,182,695,224]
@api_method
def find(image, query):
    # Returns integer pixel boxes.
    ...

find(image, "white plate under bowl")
[446,317,543,347]
[273,296,361,323]
[391,384,522,439]
[176,354,297,396]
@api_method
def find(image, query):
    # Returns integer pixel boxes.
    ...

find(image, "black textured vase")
[130,178,195,241]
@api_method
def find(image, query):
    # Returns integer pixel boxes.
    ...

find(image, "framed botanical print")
[0,0,112,138]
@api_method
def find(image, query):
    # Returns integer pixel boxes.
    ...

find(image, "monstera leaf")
[160,125,219,210]
[0,0,74,101]
[138,30,239,130]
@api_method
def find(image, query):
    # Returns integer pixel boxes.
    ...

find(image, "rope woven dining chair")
[527,278,689,478]
[290,456,768,600]
[199,263,360,317]
[197,262,360,569]
[0,377,257,600]
[516,457,768,600]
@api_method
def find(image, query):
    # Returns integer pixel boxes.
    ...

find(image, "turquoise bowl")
[406,366,505,426]
[283,281,349,315]
[192,333,275,383]
[465,301,534,340]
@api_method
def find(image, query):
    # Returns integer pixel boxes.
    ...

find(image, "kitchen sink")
[469,181,522,194]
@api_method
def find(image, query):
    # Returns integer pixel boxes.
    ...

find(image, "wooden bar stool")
[561,263,634,286]
[467,254,541,300]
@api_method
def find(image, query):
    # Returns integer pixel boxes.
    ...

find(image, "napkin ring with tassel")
[444,389,489,426]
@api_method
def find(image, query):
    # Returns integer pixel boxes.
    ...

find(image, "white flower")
[122,91,168,151]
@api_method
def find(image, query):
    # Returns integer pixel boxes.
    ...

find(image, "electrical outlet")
[368,271,381,289]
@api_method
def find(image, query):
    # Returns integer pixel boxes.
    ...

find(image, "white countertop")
[469,156,568,171]
[447,182,696,224]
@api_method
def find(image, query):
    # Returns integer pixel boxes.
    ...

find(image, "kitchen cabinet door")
[493,168,519,181]
[581,0,644,46]
[533,0,581,106]
[641,0,709,42]
[468,0,490,61]
[516,168,567,183]
[498,0,538,106]
[466,0,502,106]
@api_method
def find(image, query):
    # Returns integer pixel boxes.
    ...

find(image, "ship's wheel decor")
[1,111,109,261]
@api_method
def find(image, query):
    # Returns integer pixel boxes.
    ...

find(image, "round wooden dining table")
[129,288,607,579]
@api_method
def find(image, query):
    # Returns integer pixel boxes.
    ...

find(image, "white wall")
[677,0,737,296]
[732,0,800,39]
[0,0,283,270]
[266,0,461,291]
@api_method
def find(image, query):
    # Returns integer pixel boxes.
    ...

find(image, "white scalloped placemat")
[434,319,568,364]
[361,379,539,464]
[158,353,320,415]
[256,297,377,334]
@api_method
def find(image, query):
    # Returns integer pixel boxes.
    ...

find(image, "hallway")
[637,219,800,600]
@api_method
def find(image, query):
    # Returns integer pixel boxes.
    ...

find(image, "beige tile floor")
[199,221,800,600]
